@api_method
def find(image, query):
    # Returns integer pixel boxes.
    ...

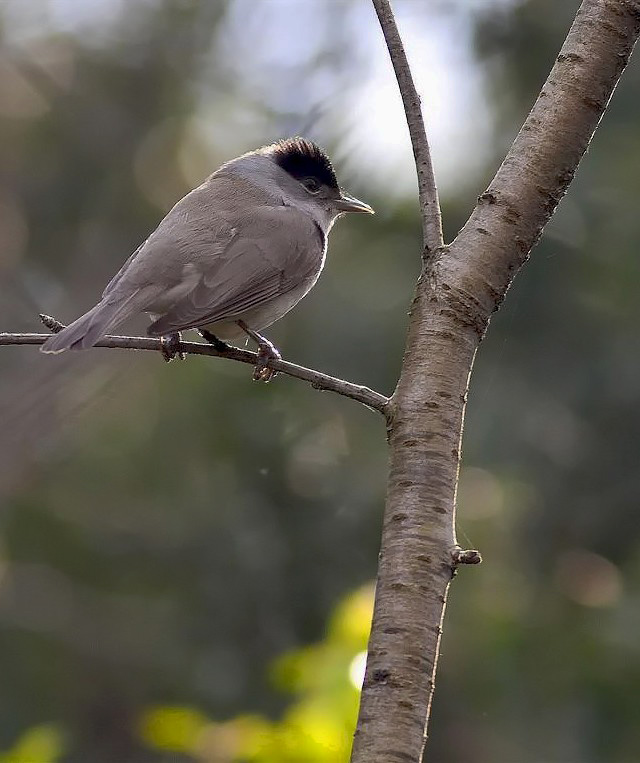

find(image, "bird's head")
[226,137,374,233]
[267,137,374,221]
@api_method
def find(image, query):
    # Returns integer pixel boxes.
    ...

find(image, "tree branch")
[0,318,390,416]
[352,1,640,762]
[371,0,444,255]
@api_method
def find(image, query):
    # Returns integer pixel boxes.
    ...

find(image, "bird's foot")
[236,320,281,383]
[254,341,281,382]
[199,329,232,353]
[161,332,185,362]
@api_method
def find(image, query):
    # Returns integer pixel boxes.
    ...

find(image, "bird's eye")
[302,177,321,194]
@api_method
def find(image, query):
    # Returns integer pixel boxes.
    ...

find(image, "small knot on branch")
[451,547,482,565]
[39,314,65,333]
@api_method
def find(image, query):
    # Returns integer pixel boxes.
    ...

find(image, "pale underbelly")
[149,280,314,341]
[201,286,310,340]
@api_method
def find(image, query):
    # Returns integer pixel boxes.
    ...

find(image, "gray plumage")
[41,138,373,355]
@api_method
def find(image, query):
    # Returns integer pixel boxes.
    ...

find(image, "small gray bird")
[41,137,373,380]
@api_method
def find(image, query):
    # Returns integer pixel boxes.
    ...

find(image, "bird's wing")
[96,182,239,306]
[147,205,324,336]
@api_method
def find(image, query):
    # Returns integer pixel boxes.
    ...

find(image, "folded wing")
[147,205,324,336]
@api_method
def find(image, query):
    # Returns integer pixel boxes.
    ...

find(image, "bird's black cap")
[269,137,339,190]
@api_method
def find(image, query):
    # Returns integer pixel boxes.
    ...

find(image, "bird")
[40,137,374,381]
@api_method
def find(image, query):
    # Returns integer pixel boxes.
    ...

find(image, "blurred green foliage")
[138,585,372,762]
[0,1,639,762]
[0,725,65,763]
[0,585,373,763]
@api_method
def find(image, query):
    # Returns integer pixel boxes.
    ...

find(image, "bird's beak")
[335,192,375,215]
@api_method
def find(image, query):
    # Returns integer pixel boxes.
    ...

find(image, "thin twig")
[371,0,444,255]
[0,321,390,415]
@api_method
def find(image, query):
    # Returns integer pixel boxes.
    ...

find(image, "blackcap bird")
[41,137,374,380]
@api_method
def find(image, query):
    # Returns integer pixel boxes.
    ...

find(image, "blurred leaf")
[138,705,209,753]
[0,724,65,763]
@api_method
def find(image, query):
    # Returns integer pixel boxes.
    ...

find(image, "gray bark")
[351,1,640,761]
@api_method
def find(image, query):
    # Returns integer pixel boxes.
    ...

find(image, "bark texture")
[351,1,640,762]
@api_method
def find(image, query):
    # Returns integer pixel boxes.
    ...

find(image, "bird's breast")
[203,273,320,340]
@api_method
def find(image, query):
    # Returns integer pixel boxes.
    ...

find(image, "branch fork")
[351,2,640,763]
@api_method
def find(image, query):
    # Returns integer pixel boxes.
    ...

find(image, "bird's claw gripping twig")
[161,332,185,362]
[253,342,281,383]
[236,320,281,383]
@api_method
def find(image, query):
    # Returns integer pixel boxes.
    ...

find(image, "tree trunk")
[351,1,640,761]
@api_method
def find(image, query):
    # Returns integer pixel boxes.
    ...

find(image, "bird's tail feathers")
[40,291,146,354]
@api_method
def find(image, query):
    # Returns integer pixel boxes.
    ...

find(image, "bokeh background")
[1,1,639,761]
